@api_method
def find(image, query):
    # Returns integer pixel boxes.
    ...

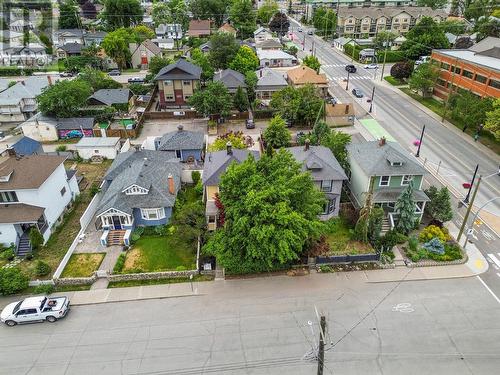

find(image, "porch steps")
[107,230,125,246]
[381,218,391,235]
[17,235,32,257]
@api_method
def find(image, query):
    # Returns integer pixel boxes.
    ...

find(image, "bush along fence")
[315,253,381,265]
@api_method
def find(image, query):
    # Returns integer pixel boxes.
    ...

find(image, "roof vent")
[177,124,184,131]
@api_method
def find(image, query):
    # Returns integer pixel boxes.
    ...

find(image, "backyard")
[16,161,111,279]
[323,218,374,256]
[61,253,105,278]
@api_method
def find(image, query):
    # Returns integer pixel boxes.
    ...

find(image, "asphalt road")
[289,20,500,222]
[1,274,499,374]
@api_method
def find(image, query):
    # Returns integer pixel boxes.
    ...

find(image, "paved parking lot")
[1,273,499,374]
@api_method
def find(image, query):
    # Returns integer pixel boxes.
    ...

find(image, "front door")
[112,216,122,230]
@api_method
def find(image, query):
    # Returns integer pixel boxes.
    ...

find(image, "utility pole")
[464,164,479,204]
[379,38,389,81]
[369,86,375,113]
[317,316,326,375]
[457,175,481,243]
[415,125,426,157]
[345,70,350,90]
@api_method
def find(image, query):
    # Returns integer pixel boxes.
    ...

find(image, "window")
[475,74,487,84]
[489,79,500,89]
[60,187,66,196]
[124,185,148,195]
[0,191,18,203]
[453,66,461,74]
[208,215,216,223]
[165,95,174,100]
[141,208,166,220]
[440,62,450,70]
[436,78,447,87]
[175,150,181,158]
[323,198,336,215]
[25,308,37,315]
[415,202,424,214]
[391,162,402,166]
[183,80,191,86]
[321,180,333,192]
[401,175,413,186]
[462,70,473,79]
[164,80,172,85]
[379,176,390,186]
[94,149,100,154]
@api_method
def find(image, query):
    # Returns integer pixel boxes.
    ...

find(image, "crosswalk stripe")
[487,253,500,268]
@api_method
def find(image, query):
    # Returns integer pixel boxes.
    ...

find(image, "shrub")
[319,265,334,273]
[34,260,51,277]
[56,145,67,152]
[422,238,445,255]
[408,236,419,252]
[33,284,55,295]
[208,131,247,151]
[191,171,201,184]
[131,227,144,242]
[0,248,15,261]
[419,225,450,243]
[154,225,169,236]
[113,253,126,273]
[89,182,101,197]
[194,180,203,196]
[0,268,29,295]
[390,61,413,80]
[29,228,44,251]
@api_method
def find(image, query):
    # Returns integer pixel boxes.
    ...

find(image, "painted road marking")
[477,276,500,304]
[475,259,484,269]
[481,229,494,241]
[392,303,414,313]
[487,254,500,268]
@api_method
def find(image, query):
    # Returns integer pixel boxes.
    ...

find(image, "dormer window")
[123,185,149,195]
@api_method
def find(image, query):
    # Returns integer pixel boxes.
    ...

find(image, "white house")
[20,113,96,141]
[256,50,297,68]
[0,152,80,256]
[155,24,183,40]
[254,27,273,43]
[75,137,121,160]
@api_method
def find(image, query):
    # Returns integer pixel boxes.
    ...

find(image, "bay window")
[141,208,166,220]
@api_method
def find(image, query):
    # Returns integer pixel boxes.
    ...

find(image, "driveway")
[134,118,208,144]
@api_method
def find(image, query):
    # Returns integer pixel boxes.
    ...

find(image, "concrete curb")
[68,293,203,306]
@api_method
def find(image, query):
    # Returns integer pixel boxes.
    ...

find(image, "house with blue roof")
[8,136,43,156]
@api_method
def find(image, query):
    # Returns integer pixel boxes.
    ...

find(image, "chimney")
[47,75,52,86]
[379,137,386,147]
[6,147,16,157]
[345,104,349,114]
[226,141,233,155]
[177,124,184,132]
[304,139,310,151]
[168,174,175,194]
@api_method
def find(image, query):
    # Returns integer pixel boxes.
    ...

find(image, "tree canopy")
[401,17,450,60]
[188,81,232,117]
[269,12,290,37]
[37,80,92,118]
[228,46,260,74]
[203,150,326,274]
[256,0,279,25]
[148,55,173,78]
[263,115,291,149]
[485,98,500,140]
[270,84,323,127]
[449,91,493,132]
[101,28,133,69]
[424,186,453,224]
[189,0,233,28]
[190,48,215,81]
[230,0,257,39]
[312,7,337,37]
[59,0,80,29]
[102,0,142,29]
[76,67,122,91]
[395,182,416,235]
[302,55,321,73]
[408,62,440,96]
[209,32,240,70]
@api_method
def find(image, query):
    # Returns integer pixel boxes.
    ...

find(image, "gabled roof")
[56,117,95,130]
[59,42,83,54]
[0,154,66,190]
[0,76,54,106]
[219,23,236,34]
[287,65,327,85]
[157,126,204,151]
[154,58,202,81]
[256,68,288,89]
[130,39,161,56]
[257,49,296,60]
[188,19,211,36]
[203,149,260,186]
[287,146,347,181]
[256,39,282,49]
[96,150,181,215]
[10,136,42,155]
[468,36,500,53]
[254,27,270,36]
[88,89,131,105]
[214,69,246,89]
[347,141,426,176]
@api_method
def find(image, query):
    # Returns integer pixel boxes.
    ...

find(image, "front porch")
[7,205,49,257]
[97,208,134,247]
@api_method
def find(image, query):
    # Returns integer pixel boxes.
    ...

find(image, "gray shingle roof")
[256,68,288,89]
[88,89,131,106]
[60,42,83,54]
[56,117,95,130]
[157,127,204,151]
[203,149,260,186]
[97,150,181,216]
[214,69,246,90]
[347,141,426,176]
[154,58,202,81]
[287,146,347,181]
[0,76,54,106]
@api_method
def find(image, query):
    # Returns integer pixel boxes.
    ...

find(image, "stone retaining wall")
[108,270,198,282]
[405,254,468,268]
[54,275,97,285]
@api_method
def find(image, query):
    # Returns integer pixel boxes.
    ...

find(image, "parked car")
[1,296,70,326]
[326,97,338,105]
[352,88,364,98]
[307,30,314,35]
[345,65,357,73]
[245,119,255,129]
[297,27,303,32]
[128,77,145,84]
[364,63,378,69]
[108,69,121,76]
[414,56,430,66]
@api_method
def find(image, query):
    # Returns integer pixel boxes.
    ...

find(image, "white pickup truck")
[1,296,70,326]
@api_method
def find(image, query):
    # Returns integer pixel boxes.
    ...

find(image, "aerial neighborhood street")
[0,0,499,374]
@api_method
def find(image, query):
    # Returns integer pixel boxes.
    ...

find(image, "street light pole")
[379,38,389,81]
[457,175,481,243]
[415,125,426,157]
[345,70,350,91]
[464,164,479,204]
[369,86,375,113]
[463,196,500,250]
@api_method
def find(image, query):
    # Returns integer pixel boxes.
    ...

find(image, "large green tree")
[230,0,257,39]
[209,32,240,69]
[401,17,450,60]
[263,115,291,149]
[408,62,440,97]
[102,0,142,29]
[449,91,493,132]
[233,86,249,112]
[485,98,500,140]
[395,182,416,235]
[101,28,133,69]
[311,7,336,37]
[321,130,351,173]
[190,48,215,82]
[424,186,453,224]
[302,55,321,73]
[76,67,122,92]
[416,0,448,9]
[270,84,323,127]
[37,80,92,118]
[148,56,173,78]
[152,2,170,25]
[268,12,290,38]
[228,45,259,74]
[188,81,232,117]
[59,0,80,29]
[203,150,325,274]
[190,0,233,28]
[257,0,279,25]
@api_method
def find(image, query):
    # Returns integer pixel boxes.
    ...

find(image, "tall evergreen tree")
[395,182,416,235]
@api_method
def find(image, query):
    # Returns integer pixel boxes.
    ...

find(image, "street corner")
[465,243,490,275]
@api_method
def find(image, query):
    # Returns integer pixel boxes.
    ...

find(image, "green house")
[346,139,429,228]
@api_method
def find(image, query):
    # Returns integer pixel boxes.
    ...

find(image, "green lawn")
[61,253,105,278]
[400,88,500,154]
[324,218,374,256]
[384,76,406,86]
[123,235,196,273]
[108,275,213,288]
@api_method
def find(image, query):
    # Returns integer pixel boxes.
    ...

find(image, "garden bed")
[323,218,374,256]
[60,253,105,278]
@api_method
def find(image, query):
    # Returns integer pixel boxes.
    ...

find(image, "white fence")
[52,181,105,279]
[181,169,203,184]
